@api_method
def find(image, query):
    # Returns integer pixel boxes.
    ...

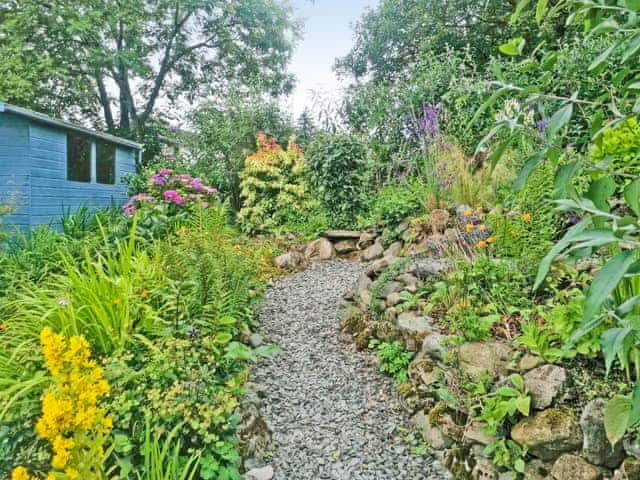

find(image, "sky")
[284,0,377,119]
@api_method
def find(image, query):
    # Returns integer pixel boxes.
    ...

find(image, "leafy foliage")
[369,340,415,384]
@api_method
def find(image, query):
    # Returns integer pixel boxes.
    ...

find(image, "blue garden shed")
[0,102,142,230]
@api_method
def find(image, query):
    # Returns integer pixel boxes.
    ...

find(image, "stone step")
[319,230,364,240]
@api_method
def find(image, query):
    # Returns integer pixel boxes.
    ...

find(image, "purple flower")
[537,118,549,134]
[151,174,167,186]
[189,178,204,191]
[163,189,186,205]
[158,168,172,176]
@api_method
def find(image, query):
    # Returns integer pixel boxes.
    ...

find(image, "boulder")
[357,272,372,292]
[386,292,405,307]
[334,239,358,254]
[464,421,498,446]
[304,238,336,261]
[384,241,403,258]
[518,354,545,372]
[459,341,512,379]
[244,465,274,480]
[524,365,567,410]
[550,454,602,480]
[417,332,447,361]
[366,257,391,277]
[357,231,377,250]
[524,459,554,480]
[511,409,583,460]
[397,312,432,335]
[320,230,362,240]
[580,399,625,468]
[380,281,403,298]
[411,410,455,449]
[361,239,384,262]
[409,258,449,280]
[274,251,306,270]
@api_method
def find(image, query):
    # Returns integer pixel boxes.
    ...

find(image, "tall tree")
[0,0,300,138]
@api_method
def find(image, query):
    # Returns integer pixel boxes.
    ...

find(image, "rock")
[518,354,545,372]
[396,273,419,289]
[580,399,625,468]
[464,421,498,446]
[304,238,336,261]
[244,465,274,480]
[366,257,391,277]
[319,230,362,240]
[380,281,403,298]
[472,456,499,480]
[459,341,512,379]
[357,272,372,292]
[274,251,306,270]
[417,332,447,361]
[524,365,567,410]
[361,239,384,262]
[397,312,432,335]
[384,241,403,258]
[249,333,264,348]
[359,289,372,306]
[409,358,439,386]
[624,437,640,459]
[410,258,449,280]
[383,307,397,322]
[550,454,602,480]
[525,459,554,480]
[357,231,376,250]
[386,292,405,307]
[411,410,454,449]
[334,239,357,254]
[511,409,583,460]
[400,227,414,243]
[430,209,450,233]
[620,458,640,479]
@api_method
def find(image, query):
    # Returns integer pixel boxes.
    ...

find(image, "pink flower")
[124,205,138,215]
[159,168,173,176]
[189,178,204,191]
[201,202,209,208]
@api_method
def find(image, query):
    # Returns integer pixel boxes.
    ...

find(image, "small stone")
[459,341,512,379]
[244,465,274,480]
[397,312,432,335]
[305,238,336,261]
[409,258,449,280]
[621,457,640,478]
[357,272,372,291]
[320,230,362,240]
[430,209,450,233]
[361,239,384,261]
[524,365,567,410]
[518,354,545,372]
[383,306,397,322]
[525,459,553,480]
[396,273,419,288]
[550,454,602,480]
[511,409,583,460]
[411,410,454,449]
[464,421,497,446]
[366,257,391,277]
[356,231,376,249]
[580,398,625,468]
[249,333,264,348]
[409,358,439,385]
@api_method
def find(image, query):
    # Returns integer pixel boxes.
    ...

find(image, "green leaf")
[589,18,620,36]
[511,0,531,24]
[589,42,619,72]
[602,328,633,376]
[514,152,545,191]
[496,387,520,398]
[510,374,525,391]
[499,38,526,56]
[514,396,531,416]
[536,0,549,23]
[514,458,526,473]
[623,33,640,64]
[545,103,573,141]
[624,178,640,216]
[586,176,616,212]
[629,381,640,429]
[604,395,631,445]
[534,219,590,290]
[553,161,580,198]
[583,250,637,323]
[489,138,511,171]
[214,332,233,344]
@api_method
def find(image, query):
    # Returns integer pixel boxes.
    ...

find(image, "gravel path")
[252,260,446,480]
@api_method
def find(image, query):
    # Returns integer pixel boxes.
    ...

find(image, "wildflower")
[158,168,172,176]
[459,299,470,308]
[522,213,532,222]
[11,466,36,480]
[487,236,495,244]
[477,240,487,249]
[58,299,69,306]
[463,209,472,218]
[140,290,149,299]
[112,298,120,305]
[478,224,487,232]
[189,178,204,191]
[465,223,474,233]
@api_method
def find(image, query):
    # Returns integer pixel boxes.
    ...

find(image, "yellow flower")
[487,236,495,244]
[477,240,487,249]
[11,467,35,480]
[522,212,532,222]
[465,223,474,233]
[478,224,487,232]
[65,468,80,479]
[463,209,472,217]
[112,298,121,305]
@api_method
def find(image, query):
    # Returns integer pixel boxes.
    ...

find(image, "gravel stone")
[252,260,446,479]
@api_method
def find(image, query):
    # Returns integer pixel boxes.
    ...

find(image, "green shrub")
[591,116,640,183]
[369,340,415,384]
[238,134,311,234]
[366,180,423,227]
[307,133,372,228]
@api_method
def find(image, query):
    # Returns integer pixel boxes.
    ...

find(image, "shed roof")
[0,102,143,150]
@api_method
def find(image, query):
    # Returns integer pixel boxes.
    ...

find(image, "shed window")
[67,133,92,182]
[96,140,116,184]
